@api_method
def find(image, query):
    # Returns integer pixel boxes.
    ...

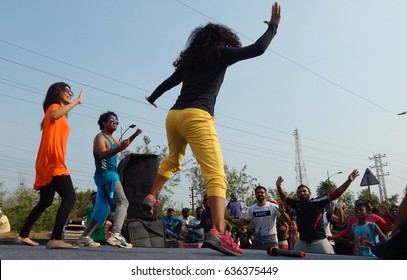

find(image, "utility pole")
[293,129,308,186]
[189,186,195,214]
[369,153,389,202]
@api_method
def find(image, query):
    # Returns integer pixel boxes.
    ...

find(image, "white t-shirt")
[0,214,11,233]
[245,202,281,238]
[322,212,335,246]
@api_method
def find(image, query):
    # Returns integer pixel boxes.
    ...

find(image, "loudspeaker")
[117,153,158,219]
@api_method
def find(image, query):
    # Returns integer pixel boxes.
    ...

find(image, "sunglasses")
[110,118,119,124]
[64,88,74,97]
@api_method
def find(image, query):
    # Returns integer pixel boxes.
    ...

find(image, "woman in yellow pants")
[144,2,281,256]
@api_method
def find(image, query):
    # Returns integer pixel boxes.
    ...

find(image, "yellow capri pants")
[158,108,227,199]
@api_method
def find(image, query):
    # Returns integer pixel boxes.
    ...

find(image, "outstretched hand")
[348,169,360,181]
[276,176,284,187]
[145,96,157,108]
[264,2,281,26]
[76,88,85,105]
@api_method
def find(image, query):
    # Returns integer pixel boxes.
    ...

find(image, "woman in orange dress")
[15,82,84,249]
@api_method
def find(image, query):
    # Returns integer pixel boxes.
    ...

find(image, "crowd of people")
[1,1,406,258]
[136,178,406,259]
[220,173,407,259]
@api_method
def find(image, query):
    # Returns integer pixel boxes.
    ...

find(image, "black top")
[286,195,330,243]
[147,23,278,116]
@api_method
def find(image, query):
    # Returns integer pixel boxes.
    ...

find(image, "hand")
[264,2,281,26]
[120,139,131,150]
[279,225,287,232]
[75,88,85,105]
[379,202,389,215]
[82,197,91,207]
[362,240,375,248]
[348,169,359,181]
[145,96,157,108]
[135,128,143,136]
[276,176,284,187]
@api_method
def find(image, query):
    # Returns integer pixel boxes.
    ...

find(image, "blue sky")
[1,0,407,208]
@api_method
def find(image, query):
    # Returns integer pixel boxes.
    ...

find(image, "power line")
[174,0,397,116]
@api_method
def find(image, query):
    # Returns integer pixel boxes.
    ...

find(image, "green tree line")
[0,136,400,232]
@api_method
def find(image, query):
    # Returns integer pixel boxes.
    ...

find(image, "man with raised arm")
[276,170,359,254]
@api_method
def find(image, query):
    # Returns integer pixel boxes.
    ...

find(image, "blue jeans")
[165,222,183,238]
[251,234,278,250]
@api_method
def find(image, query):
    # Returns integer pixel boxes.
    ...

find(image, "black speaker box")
[117,153,158,219]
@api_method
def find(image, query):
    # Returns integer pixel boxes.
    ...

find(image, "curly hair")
[40,82,70,130]
[97,111,118,130]
[173,23,241,69]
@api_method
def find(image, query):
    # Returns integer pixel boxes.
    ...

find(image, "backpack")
[122,218,165,248]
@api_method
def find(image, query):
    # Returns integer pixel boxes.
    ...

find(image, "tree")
[267,188,296,202]
[186,159,258,210]
[338,190,355,218]
[225,164,257,206]
[386,194,399,207]
[357,189,380,206]
[316,180,337,212]
[0,182,7,206]
[185,159,206,207]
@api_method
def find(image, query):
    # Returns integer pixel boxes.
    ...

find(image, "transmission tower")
[369,153,389,202]
[293,129,308,186]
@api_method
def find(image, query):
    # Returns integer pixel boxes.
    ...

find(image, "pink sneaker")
[203,228,243,256]
[142,194,160,210]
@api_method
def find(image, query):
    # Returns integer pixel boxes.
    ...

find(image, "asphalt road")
[0,243,374,260]
[1,243,383,280]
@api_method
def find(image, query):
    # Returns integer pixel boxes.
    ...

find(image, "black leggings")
[19,175,76,240]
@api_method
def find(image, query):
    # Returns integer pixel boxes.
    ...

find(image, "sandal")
[14,236,39,246]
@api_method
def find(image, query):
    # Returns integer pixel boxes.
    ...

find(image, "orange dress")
[33,103,71,190]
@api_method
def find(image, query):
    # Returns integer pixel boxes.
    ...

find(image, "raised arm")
[277,199,291,223]
[275,176,287,202]
[327,169,359,202]
[392,192,407,234]
[76,196,91,218]
[50,88,84,119]
[127,128,142,144]
[331,199,345,224]
[264,2,281,26]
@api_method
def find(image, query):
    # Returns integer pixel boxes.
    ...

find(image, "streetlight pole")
[119,124,136,141]
[326,171,343,182]
[118,124,136,161]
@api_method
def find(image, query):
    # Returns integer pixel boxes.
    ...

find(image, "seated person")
[236,225,253,249]
[0,209,11,233]
[187,207,204,243]
[180,207,194,239]
[162,208,184,240]
[76,192,112,245]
